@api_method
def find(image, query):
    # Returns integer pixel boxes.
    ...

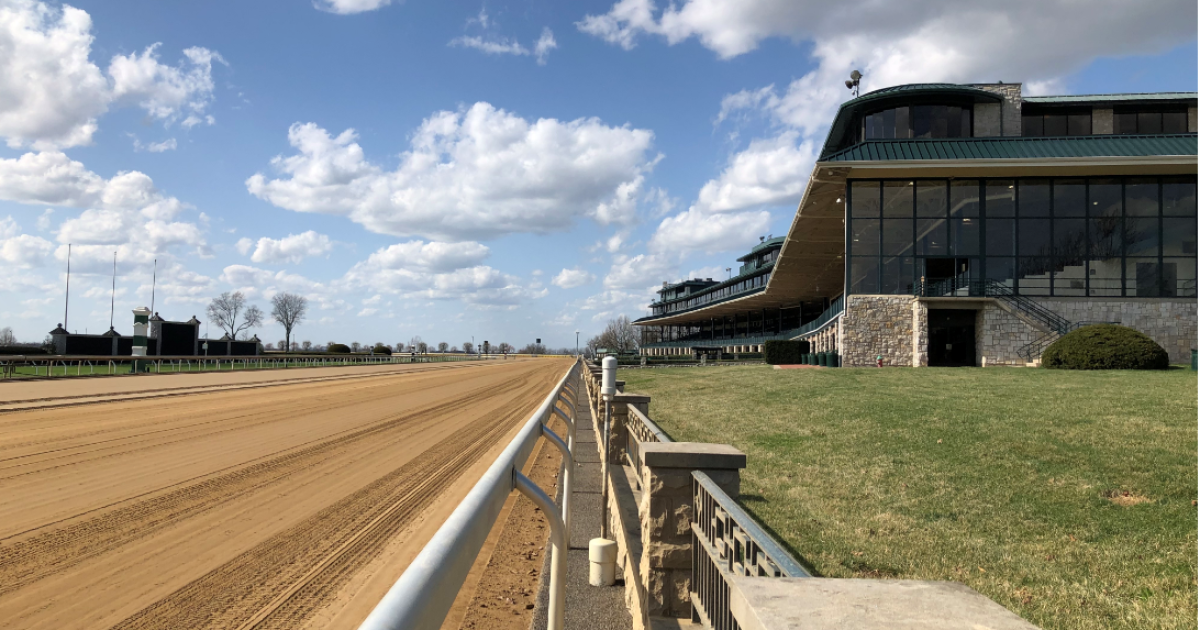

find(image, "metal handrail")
[357,360,580,630]
[691,470,809,630]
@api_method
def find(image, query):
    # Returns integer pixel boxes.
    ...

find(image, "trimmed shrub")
[372,344,392,355]
[327,343,351,354]
[1042,324,1169,370]
[0,345,49,355]
[764,340,811,365]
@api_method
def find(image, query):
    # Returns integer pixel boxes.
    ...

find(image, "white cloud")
[354,240,490,274]
[534,28,558,65]
[552,267,595,289]
[0,0,223,148]
[603,253,677,290]
[0,233,53,267]
[450,35,529,57]
[247,104,657,241]
[692,131,815,213]
[235,237,253,255]
[649,207,770,255]
[132,137,177,153]
[248,230,334,264]
[315,0,394,15]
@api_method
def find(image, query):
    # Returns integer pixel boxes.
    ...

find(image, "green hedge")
[1042,324,1169,370]
[764,340,810,365]
[327,343,351,354]
[372,344,392,355]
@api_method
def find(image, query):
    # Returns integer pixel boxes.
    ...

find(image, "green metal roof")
[736,236,785,262]
[819,133,1198,163]
[1024,92,1197,105]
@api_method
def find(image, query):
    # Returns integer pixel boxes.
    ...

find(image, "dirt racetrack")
[0,358,570,629]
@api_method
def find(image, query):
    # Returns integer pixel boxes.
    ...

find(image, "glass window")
[911,105,968,138]
[850,181,880,217]
[1088,210,1122,260]
[894,107,910,139]
[850,257,879,294]
[880,256,914,294]
[1125,217,1159,256]
[1017,257,1052,295]
[1044,114,1067,136]
[915,218,947,255]
[1053,264,1086,296]
[1068,113,1091,136]
[1019,218,1052,256]
[1114,112,1137,134]
[987,218,1015,256]
[1023,115,1044,137]
[1163,257,1197,297]
[1163,112,1188,134]
[915,181,946,217]
[883,181,914,217]
[1089,258,1122,297]
[1019,180,1050,217]
[1054,179,1086,216]
[1053,218,1087,262]
[1125,179,1158,217]
[985,257,1016,290]
[1126,258,1160,297]
[950,218,979,255]
[882,219,913,256]
[950,181,980,217]
[850,218,880,256]
[1163,218,1197,256]
[1136,112,1162,134]
[986,181,1016,217]
[1162,177,1196,216]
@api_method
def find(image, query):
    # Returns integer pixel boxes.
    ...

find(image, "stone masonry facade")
[841,295,915,366]
[1040,298,1197,364]
[976,303,1039,366]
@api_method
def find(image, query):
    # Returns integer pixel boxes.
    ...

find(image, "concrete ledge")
[729,577,1039,630]
[639,443,746,470]
[614,392,652,405]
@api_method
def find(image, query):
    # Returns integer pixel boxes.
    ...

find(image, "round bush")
[327,343,351,354]
[372,344,392,355]
[1042,324,1168,370]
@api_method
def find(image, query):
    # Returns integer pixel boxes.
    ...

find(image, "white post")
[598,355,617,542]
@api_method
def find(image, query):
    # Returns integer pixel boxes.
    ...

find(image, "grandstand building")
[637,83,1197,366]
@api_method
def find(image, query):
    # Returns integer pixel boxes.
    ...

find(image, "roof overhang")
[830,154,1197,179]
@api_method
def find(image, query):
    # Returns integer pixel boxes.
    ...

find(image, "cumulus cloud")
[552,267,595,289]
[692,131,816,213]
[449,35,529,57]
[248,230,333,264]
[314,0,394,15]
[534,28,558,65]
[0,0,224,149]
[0,215,52,267]
[246,104,657,241]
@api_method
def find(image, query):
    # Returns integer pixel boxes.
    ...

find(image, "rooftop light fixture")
[845,70,863,97]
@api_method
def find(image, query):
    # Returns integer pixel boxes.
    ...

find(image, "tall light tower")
[575,330,580,357]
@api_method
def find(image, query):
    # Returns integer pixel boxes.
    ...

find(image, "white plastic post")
[589,538,617,586]
[600,355,617,539]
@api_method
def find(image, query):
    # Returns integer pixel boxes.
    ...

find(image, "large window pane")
[914,181,945,217]
[1136,112,1162,134]
[1019,218,1052,255]
[1053,218,1087,261]
[1162,177,1197,216]
[950,218,979,255]
[880,256,914,294]
[882,219,913,256]
[1068,113,1091,136]
[1017,257,1052,295]
[1163,218,1198,256]
[950,180,980,217]
[985,257,1016,290]
[1163,257,1197,297]
[1023,115,1044,137]
[850,218,880,256]
[1125,178,1158,217]
[1163,112,1188,134]
[913,105,934,138]
[987,218,1015,256]
[1089,258,1121,296]
[1019,180,1050,217]
[851,181,880,217]
[1126,217,1159,256]
[1043,114,1066,136]
[850,257,879,294]
[883,181,915,217]
[894,107,910,138]
[1053,266,1086,296]
[1114,112,1137,134]
[986,181,1016,217]
[916,218,947,255]
[1054,179,1086,216]
[1126,258,1160,297]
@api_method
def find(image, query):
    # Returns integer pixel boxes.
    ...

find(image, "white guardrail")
[358,359,581,630]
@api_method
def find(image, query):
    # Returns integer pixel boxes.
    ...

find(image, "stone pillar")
[638,442,745,619]
[607,392,650,466]
[131,306,151,357]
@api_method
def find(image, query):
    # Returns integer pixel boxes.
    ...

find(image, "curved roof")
[822,134,1199,163]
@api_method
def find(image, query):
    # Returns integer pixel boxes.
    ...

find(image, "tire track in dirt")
[0,371,535,595]
[110,374,555,630]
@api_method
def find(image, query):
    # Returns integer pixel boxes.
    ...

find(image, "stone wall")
[1092,108,1114,134]
[842,295,915,366]
[977,304,1040,366]
[1040,298,1197,364]
[972,83,1023,136]
[911,300,929,366]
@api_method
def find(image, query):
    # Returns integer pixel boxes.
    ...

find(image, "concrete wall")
[842,295,915,366]
[976,304,1039,366]
[1039,298,1197,364]
[972,83,1023,136]
[1092,108,1114,134]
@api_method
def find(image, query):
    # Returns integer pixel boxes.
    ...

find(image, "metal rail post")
[599,355,617,539]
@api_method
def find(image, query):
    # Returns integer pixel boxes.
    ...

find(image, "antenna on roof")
[845,70,862,97]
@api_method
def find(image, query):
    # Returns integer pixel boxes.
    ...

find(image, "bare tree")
[462,341,474,354]
[437,341,449,353]
[302,340,312,351]
[417,341,428,353]
[270,293,308,354]
[265,342,276,351]
[351,341,362,353]
[498,342,512,354]
[595,315,639,353]
[0,327,15,345]
[395,341,406,352]
[207,291,263,340]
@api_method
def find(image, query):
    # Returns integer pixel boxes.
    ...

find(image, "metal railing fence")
[357,360,581,630]
[691,471,810,630]
[0,352,488,379]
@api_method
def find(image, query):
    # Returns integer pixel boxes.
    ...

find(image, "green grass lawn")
[619,366,1198,630]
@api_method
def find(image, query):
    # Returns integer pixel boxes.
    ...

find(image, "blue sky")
[0,0,1195,350]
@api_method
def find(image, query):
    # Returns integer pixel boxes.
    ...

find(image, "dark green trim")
[821,133,1197,163]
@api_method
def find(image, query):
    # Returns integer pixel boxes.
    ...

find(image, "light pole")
[575,330,579,357]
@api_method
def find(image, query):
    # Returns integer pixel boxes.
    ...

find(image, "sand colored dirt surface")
[0,358,571,630]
